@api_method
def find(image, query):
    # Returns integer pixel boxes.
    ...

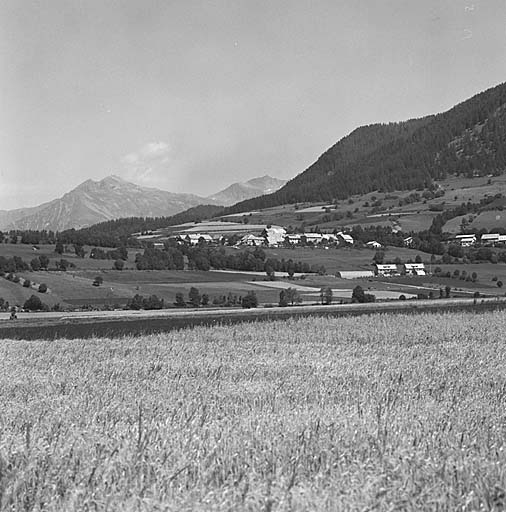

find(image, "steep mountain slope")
[227,82,506,213]
[5,176,213,231]
[207,175,287,205]
[0,200,59,230]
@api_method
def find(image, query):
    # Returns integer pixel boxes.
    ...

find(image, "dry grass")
[1,312,506,511]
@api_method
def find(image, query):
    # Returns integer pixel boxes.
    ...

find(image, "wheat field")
[1,311,506,511]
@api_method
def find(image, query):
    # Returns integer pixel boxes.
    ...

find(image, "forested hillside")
[227,82,506,212]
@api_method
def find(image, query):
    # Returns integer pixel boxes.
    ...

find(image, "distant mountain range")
[0,174,286,232]
[227,82,506,213]
[206,175,286,205]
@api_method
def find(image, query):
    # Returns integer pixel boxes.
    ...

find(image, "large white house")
[239,234,265,246]
[375,264,399,276]
[481,233,506,246]
[454,234,477,247]
[337,232,354,245]
[404,263,426,276]
[184,233,214,245]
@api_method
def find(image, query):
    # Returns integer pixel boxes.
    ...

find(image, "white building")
[404,263,426,276]
[481,233,506,246]
[239,234,265,246]
[366,241,382,249]
[303,233,324,244]
[285,234,302,245]
[185,233,213,245]
[337,232,354,245]
[454,234,477,247]
[375,264,399,276]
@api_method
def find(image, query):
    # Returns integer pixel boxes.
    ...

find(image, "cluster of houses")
[403,233,506,248]
[336,262,427,280]
[149,226,358,249]
[241,230,354,247]
[453,233,506,247]
[375,262,427,277]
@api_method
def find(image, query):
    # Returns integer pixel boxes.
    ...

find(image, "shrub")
[189,287,201,307]
[113,259,124,271]
[498,281,503,288]
[352,286,375,303]
[93,276,103,287]
[241,291,258,309]
[38,283,47,293]
[24,295,44,311]
[320,286,333,305]
[23,279,31,288]
[174,293,186,308]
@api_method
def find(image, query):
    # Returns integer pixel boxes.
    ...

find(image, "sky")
[1,0,506,210]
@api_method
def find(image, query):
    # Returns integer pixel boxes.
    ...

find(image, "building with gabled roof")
[454,234,476,247]
[337,232,354,244]
[375,264,399,276]
[239,234,265,246]
[404,263,426,276]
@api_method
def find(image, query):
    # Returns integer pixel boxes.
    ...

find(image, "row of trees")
[0,254,76,273]
[89,246,128,260]
[135,247,184,270]
[2,272,47,292]
[173,288,258,309]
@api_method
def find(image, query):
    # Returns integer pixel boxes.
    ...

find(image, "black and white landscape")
[2,2,506,511]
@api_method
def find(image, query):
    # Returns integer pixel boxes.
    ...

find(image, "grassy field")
[2,311,506,510]
[262,246,432,274]
[0,243,141,271]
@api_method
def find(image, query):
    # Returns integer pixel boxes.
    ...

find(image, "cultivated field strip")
[1,311,506,510]
[1,296,506,340]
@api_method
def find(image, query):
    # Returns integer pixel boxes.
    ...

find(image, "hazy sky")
[1,0,506,209]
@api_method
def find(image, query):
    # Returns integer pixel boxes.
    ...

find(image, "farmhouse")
[285,234,302,245]
[321,233,338,243]
[239,234,265,246]
[404,263,426,276]
[303,233,324,244]
[185,233,213,245]
[480,233,506,246]
[337,232,354,245]
[403,236,414,247]
[454,234,477,247]
[481,233,500,245]
[375,264,399,277]
[366,240,382,249]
